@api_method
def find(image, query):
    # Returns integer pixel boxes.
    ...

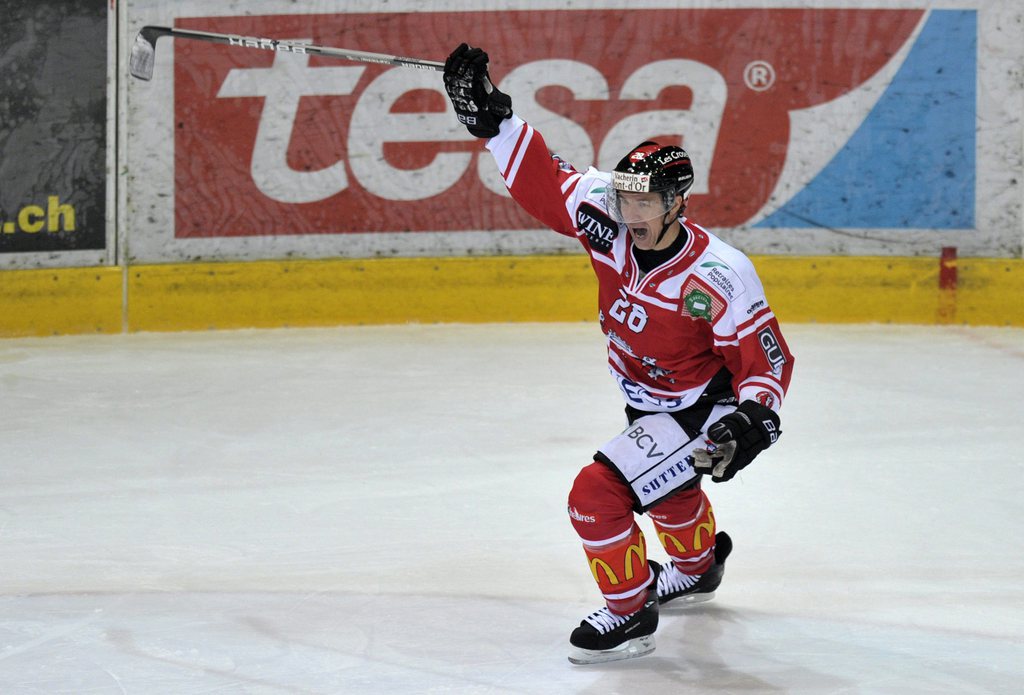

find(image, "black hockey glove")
[692,400,781,483]
[443,43,512,139]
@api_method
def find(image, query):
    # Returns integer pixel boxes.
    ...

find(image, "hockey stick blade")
[128,25,444,81]
[129,26,170,80]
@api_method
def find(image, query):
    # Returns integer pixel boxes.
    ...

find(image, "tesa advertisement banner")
[172,9,975,240]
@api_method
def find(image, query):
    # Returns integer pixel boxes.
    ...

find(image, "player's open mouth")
[630,226,650,240]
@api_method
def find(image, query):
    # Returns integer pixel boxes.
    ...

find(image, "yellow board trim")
[126,256,597,332]
[0,266,123,336]
[2,255,1023,337]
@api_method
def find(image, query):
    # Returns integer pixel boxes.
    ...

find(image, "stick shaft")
[131,25,443,80]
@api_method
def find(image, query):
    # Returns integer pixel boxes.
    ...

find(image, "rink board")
[111,3,1018,265]
[2,255,1023,336]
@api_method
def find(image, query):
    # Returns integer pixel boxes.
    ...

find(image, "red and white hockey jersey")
[487,115,794,413]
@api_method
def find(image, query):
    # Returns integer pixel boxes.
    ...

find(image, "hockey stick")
[129,25,444,81]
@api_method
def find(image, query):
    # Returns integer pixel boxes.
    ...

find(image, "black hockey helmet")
[606,141,694,224]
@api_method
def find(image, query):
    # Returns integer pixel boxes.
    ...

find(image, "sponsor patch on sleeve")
[575,202,618,254]
[757,325,787,373]
[755,390,776,409]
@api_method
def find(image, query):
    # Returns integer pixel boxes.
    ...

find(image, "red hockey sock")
[568,462,652,615]
[647,488,717,575]
[580,523,652,615]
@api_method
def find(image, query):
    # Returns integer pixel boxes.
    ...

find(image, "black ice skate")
[568,562,661,665]
[657,531,733,607]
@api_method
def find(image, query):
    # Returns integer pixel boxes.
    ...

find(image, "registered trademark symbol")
[744,60,776,91]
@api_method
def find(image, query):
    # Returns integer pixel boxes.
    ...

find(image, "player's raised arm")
[443,43,589,238]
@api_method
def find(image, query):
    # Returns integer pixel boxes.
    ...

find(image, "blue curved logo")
[757,10,976,230]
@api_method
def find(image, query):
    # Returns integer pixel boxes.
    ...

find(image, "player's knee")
[567,462,634,537]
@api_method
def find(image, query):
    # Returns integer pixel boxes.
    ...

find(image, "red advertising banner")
[175,10,921,237]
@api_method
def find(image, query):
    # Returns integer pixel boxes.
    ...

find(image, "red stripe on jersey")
[562,175,582,203]
[735,307,774,335]
[503,126,531,181]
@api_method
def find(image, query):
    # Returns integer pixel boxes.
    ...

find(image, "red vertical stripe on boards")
[938,246,957,323]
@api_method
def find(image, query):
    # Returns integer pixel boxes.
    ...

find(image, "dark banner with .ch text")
[0,0,107,254]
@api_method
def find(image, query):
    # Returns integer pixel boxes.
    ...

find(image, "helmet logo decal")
[612,171,652,193]
[629,144,660,163]
[655,149,688,166]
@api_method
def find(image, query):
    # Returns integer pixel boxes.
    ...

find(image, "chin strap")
[653,217,673,247]
[654,203,685,247]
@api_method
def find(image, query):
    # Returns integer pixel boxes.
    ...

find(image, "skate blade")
[568,635,655,665]
[660,590,716,609]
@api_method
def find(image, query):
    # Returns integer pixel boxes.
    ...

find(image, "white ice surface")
[2,323,1022,694]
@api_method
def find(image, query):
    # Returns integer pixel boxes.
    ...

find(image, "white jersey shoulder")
[690,229,766,311]
[687,229,771,336]
[572,168,613,210]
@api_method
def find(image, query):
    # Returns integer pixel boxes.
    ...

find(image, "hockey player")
[443,44,794,664]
